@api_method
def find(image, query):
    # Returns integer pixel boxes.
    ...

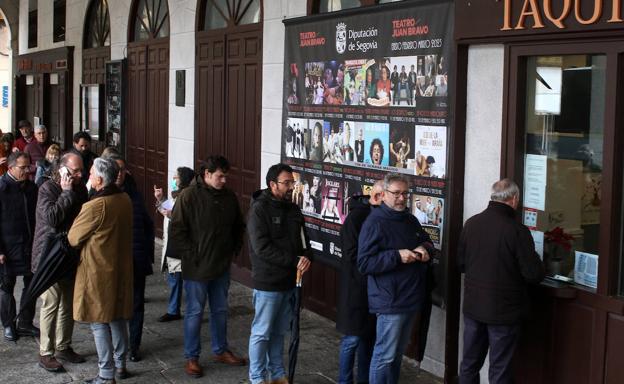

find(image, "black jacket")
[123,176,155,277]
[336,195,376,336]
[248,189,312,291]
[458,201,545,325]
[169,176,244,282]
[31,179,88,272]
[0,173,38,276]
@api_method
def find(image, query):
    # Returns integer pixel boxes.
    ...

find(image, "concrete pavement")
[1,252,443,384]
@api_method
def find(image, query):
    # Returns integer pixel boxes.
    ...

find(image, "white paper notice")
[530,230,544,260]
[523,208,538,228]
[524,154,547,211]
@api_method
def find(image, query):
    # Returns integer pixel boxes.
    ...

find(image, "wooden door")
[127,38,169,229]
[196,23,262,283]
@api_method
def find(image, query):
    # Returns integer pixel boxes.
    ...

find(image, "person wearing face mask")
[154,166,195,323]
[247,163,312,384]
[357,173,434,384]
[169,155,246,378]
[0,152,39,342]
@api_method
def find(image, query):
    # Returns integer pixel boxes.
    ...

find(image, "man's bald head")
[369,179,385,206]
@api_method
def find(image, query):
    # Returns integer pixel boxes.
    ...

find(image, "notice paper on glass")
[523,154,547,211]
[574,251,598,289]
[530,230,544,260]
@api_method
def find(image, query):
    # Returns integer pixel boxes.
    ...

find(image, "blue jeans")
[369,312,416,384]
[339,334,374,384]
[248,289,294,384]
[167,272,182,315]
[183,272,230,359]
[90,320,128,380]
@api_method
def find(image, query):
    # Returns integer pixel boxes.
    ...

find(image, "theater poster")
[282,1,453,293]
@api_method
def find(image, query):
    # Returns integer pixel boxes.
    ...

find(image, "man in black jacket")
[336,180,383,384]
[247,163,312,384]
[458,179,545,384]
[169,155,246,378]
[32,153,88,371]
[0,152,38,341]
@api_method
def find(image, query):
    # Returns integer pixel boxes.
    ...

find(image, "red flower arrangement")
[544,226,574,251]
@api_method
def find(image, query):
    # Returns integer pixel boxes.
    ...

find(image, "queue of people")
[0,119,545,384]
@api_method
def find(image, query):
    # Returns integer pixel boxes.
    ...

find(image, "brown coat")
[68,192,134,323]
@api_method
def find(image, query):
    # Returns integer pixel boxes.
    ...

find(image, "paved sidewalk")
[1,259,443,383]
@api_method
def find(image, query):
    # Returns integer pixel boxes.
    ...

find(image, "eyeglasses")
[385,189,410,198]
[277,180,295,186]
[14,165,30,171]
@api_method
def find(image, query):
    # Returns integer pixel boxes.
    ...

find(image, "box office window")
[521,55,605,288]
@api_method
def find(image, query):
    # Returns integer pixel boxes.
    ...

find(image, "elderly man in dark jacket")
[32,152,88,371]
[458,179,544,384]
[358,173,434,384]
[0,152,38,342]
[247,163,312,384]
[336,180,383,384]
[169,155,245,378]
[106,153,154,367]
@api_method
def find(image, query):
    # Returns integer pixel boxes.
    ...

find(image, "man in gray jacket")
[32,153,88,372]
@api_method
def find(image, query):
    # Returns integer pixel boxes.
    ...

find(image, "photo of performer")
[355,127,365,163]
[391,65,399,104]
[309,175,323,213]
[287,77,299,105]
[341,123,354,162]
[369,139,384,166]
[365,68,376,101]
[301,181,315,214]
[390,136,411,169]
[323,61,344,105]
[305,62,325,105]
[320,187,342,224]
[376,67,391,104]
[309,121,324,161]
[415,152,435,176]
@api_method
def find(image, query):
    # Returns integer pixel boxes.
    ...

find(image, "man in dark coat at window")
[336,180,383,384]
[458,179,545,384]
[0,152,39,341]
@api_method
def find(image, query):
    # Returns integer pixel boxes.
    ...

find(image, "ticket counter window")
[522,55,605,288]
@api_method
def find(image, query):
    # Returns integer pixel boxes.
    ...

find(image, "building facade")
[3,0,621,383]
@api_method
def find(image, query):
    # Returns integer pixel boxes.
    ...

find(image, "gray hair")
[92,157,119,187]
[7,151,30,167]
[383,173,409,190]
[491,178,520,202]
[34,124,47,132]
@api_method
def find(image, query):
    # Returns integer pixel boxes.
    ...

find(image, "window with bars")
[201,0,261,31]
[132,0,169,41]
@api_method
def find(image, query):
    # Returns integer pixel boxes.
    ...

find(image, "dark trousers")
[459,315,520,384]
[129,273,146,351]
[0,274,36,327]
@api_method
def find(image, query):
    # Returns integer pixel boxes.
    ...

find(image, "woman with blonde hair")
[35,144,61,187]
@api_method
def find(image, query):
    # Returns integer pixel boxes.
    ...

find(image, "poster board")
[282,2,454,303]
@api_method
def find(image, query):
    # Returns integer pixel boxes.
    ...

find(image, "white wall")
[461,44,505,384]
[166,0,197,188]
[260,0,306,188]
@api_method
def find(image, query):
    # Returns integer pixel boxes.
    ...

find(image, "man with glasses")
[247,163,312,384]
[24,125,53,180]
[358,173,434,384]
[0,152,38,342]
[31,153,88,371]
[169,155,246,378]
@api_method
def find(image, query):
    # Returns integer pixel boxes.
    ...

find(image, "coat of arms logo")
[336,23,347,54]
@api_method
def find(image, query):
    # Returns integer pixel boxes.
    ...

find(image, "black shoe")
[83,376,116,384]
[17,323,40,337]
[129,349,141,362]
[4,326,18,341]
[157,313,182,322]
[116,367,130,380]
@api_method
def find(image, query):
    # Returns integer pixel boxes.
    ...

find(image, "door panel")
[127,39,168,233]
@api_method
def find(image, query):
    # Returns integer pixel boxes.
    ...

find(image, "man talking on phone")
[32,153,88,372]
[358,173,434,384]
